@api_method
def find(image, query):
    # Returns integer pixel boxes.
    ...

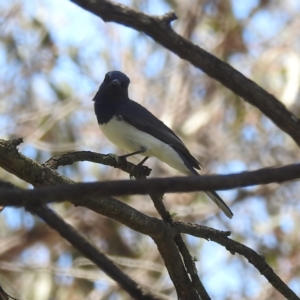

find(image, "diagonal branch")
[146,192,210,299]
[0,181,166,300]
[176,222,300,300]
[153,235,201,299]
[70,0,300,147]
[31,206,165,300]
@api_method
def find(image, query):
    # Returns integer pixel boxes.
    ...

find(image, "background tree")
[0,0,300,299]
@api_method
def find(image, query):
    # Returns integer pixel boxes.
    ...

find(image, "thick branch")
[148,193,210,299]
[153,236,200,299]
[173,234,210,299]
[1,163,299,207]
[70,0,300,147]
[132,163,209,298]
[0,138,73,187]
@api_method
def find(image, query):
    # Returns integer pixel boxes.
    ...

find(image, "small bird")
[93,71,233,219]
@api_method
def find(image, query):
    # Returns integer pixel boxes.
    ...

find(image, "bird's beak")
[110,79,120,87]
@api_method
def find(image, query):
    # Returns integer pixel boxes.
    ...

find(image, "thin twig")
[45,151,151,178]
[176,222,300,300]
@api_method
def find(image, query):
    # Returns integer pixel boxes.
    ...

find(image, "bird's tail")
[179,158,233,218]
[205,191,233,219]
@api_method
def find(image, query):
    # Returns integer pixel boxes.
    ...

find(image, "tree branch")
[31,206,164,300]
[0,139,170,237]
[176,222,300,300]
[3,0,298,298]
[0,139,171,299]
[70,0,300,147]
[1,163,299,207]
[0,138,298,299]
[147,193,210,299]
[0,138,73,187]
[0,139,205,298]
[132,163,210,298]
[45,151,151,178]
[173,234,210,299]
[153,235,201,299]
[0,183,167,300]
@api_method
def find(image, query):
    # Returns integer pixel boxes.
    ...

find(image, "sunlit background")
[1,0,300,299]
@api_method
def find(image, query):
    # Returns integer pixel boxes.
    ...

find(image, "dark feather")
[116,100,201,170]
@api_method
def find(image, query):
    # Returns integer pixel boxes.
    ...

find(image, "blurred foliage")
[1,0,300,299]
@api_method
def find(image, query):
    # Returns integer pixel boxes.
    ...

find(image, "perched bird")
[93,71,233,219]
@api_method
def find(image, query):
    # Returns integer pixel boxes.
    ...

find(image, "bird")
[93,71,233,219]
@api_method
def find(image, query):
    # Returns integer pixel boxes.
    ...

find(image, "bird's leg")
[119,150,143,159]
[137,156,149,166]
[129,156,150,179]
[119,147,147,159]
[118,148,150,179]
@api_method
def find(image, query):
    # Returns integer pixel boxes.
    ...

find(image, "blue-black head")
[93,71,130,103]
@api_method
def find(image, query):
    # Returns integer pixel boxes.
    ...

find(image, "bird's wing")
[116,100,201,170]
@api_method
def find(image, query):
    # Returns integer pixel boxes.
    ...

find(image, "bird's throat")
[94,102,116,124]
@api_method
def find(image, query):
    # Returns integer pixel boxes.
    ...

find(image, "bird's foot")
[130,164,152,179]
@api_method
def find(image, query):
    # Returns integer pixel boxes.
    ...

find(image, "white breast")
[99,116,191,174]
